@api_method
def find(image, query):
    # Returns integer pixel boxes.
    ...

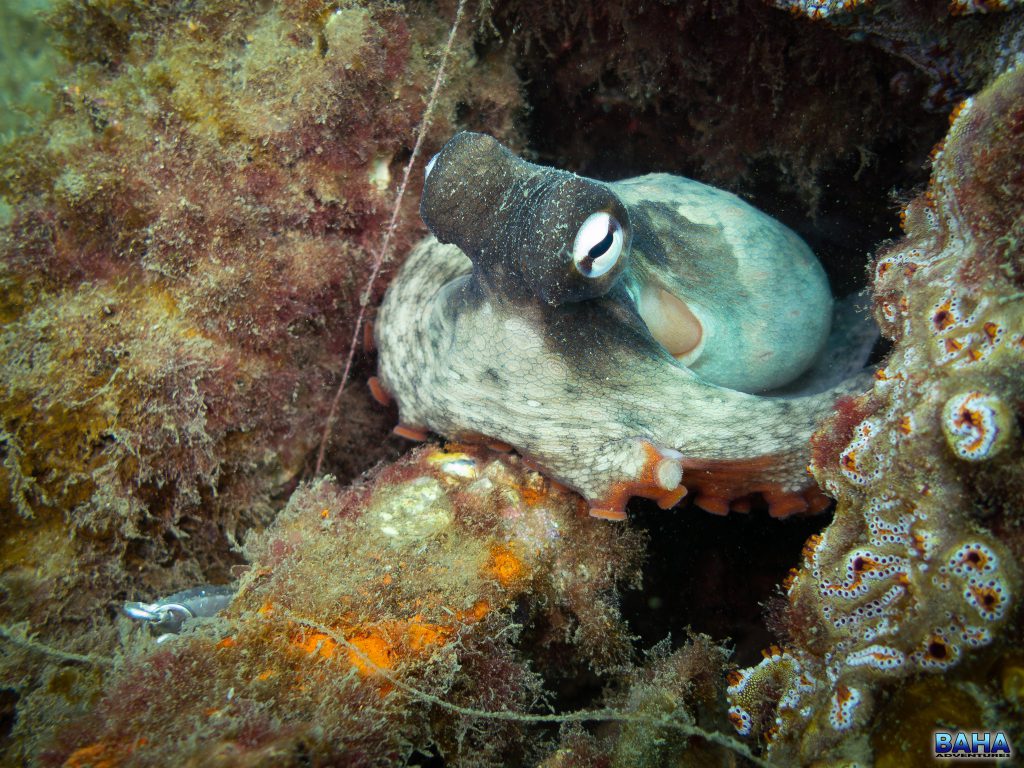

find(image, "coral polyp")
[942,390,1015,461]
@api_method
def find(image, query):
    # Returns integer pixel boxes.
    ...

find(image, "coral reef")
[0,0,521,760]
[2,0,1022,765]
[539,635,739,768]
[771,0,1024,20]
[727,64,1024,765]
[768,0,1024,112]
[43,445,649,767]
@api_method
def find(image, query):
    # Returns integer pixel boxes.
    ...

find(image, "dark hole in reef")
[928,641,948,660]
[867,336,893,368]
[514,594,609,715]
[394,146,413,170]
[408,748,445,768]
[0,688,18,747]
[311,356,405,486]
[621,497,831,668]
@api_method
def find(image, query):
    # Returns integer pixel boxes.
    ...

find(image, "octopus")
[373,132,874,520]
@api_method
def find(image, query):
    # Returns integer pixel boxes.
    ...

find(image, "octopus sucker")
[375,132,874,520]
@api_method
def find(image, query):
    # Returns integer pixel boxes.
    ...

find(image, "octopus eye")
[572,212,624,278]
[425,153,439,178]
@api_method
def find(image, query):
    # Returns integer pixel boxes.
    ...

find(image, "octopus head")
[420,131,632,306]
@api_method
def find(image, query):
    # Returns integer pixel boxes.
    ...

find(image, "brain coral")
[727,63,1024,766]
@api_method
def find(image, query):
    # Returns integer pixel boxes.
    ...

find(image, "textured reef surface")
[42,445,652,766]
[727,63,1024,766]
[0,1,522,759]
[1,0,1022,766]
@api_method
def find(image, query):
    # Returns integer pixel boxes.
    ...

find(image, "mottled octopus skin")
[376,133,865,519]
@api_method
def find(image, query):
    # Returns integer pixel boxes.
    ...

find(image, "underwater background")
[0,0,1022,765]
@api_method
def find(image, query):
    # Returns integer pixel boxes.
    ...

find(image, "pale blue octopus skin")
[612,173,832,393]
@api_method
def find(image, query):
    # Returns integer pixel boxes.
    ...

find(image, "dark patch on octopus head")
[628,201,741,293]
[420,134,730,388]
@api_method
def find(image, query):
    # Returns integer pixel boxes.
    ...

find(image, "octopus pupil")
[588,228,614,258]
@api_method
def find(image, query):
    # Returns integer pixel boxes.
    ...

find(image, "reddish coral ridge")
[946,74,1024,289]
[809,392,880,476]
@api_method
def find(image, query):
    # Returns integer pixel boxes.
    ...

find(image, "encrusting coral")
[44,445,650,767]
[772,0,1024,21]
[727,63,1024,766]
[47,445,777,768]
